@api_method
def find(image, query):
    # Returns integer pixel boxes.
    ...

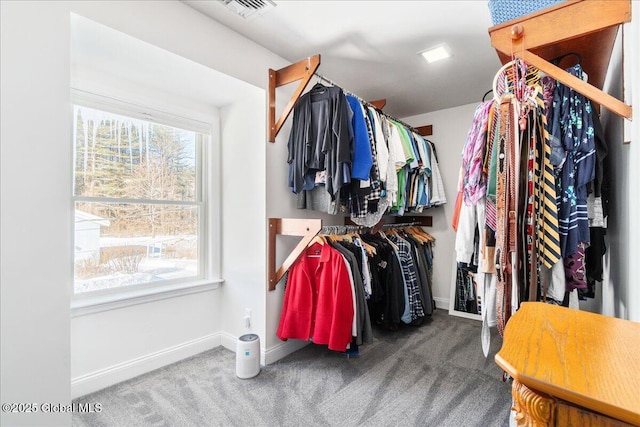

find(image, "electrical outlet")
[244,308,251,328]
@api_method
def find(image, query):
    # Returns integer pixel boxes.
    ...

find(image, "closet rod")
[319,224,369,235]
[268,54,433,141]
[345,215,433,234]
[314,72,430,138]
[381,222,422,229]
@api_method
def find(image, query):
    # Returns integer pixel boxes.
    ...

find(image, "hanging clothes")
[454,100,497,356]
[329,238,374,346]
[388,232,426,323]
[277,225,435,352]
[548,64,595,259]
[426,140,447,206]
[287,83,352,199]
[345,94,373,181]
[276,240,355,352]
[461,100,494,206]
[286,81,446,224]
[457,58,607,351]
[360,232,406,330]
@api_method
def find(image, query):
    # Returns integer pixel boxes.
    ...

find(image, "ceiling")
[182,0,503,118]
[71,13,260,112]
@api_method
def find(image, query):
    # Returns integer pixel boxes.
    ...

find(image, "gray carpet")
[73,309,512,427]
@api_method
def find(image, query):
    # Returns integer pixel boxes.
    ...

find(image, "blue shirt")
[346,95,373,181]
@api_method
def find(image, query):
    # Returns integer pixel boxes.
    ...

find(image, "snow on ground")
[74,235,197,294]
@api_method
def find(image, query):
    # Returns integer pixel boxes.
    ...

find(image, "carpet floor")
[73,309,512,427]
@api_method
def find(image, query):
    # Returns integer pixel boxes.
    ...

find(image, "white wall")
[1,2,72,426]
[627,1,640,322]
[2,2,637,425]
[69,1,286,91]
[68,12,232,398]
[218,93,269,354]
[598,6,640,321]
[403,103,481,309]
[1,1,293,424]
[67,0,293,397]
[599,30,628,319]
[71,292,222,397]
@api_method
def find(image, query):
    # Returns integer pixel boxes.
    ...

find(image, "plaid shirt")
[389,234,425,321]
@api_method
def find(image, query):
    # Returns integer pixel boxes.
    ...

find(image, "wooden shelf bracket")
[268,218,322,291]
[489,0,632,120]
[268,54,321,143]
[267,53,428,142]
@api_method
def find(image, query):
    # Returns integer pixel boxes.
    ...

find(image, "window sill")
[71,278,224,318]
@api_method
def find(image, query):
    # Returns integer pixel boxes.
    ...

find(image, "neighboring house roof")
[75,210,111,227]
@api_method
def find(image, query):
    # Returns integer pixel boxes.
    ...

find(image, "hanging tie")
[484,103,499,233]
[532,87,561,269]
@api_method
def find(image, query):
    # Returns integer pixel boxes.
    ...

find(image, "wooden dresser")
[495,302,640,426]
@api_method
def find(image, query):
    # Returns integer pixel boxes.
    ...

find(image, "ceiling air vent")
[220,0,276,20]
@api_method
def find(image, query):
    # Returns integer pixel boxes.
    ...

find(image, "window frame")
[70,90,223,317]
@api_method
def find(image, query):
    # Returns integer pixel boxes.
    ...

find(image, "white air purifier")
[236,334,260,379]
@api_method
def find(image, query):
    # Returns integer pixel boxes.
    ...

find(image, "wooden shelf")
[268,55,435,142]
[268,55,321,143]
[496,302,640,426]
[488,0,632,120]
[268,218,322,291]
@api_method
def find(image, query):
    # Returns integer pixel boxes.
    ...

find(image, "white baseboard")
[433,297,449,310]
[221,332,307,366]
[448,309,483,321]
[263,339,308,365]
[71,333,221,399]
[71,298,454,399]
[219,331,237,353]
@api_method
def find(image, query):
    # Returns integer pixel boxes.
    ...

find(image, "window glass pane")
[74,202,199,294]
[73,105,197,202]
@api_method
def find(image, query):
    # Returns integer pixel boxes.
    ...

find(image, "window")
[72,103,210,295]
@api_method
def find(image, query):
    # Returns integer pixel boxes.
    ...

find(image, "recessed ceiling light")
[420,45,451,63]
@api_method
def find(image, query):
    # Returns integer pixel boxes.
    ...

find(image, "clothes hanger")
[310,234,326,246]
[339,233,353,243]
[493,58,540,102]
[310,82,328,94]
[405,226,431,244]
[549,52,582,67]
[414,227,435,243]
[378,230,399,251]
[492,59,516,101]
[482,89,493,102]
[548,52,587,81]
[309,75,330,94]
[384,227,399,237]
[353,235,377,256]
[305,234,325,258]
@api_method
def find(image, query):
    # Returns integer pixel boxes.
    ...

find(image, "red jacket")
[276,242,354,352]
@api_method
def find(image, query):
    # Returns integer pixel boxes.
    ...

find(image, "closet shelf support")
[520,50,631,120]
[268,54,321,143]
[268,218,322,291]
[369,99,387,109]
[488,0,632,121]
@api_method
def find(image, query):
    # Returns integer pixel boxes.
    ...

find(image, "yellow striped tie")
[533,87,561,268]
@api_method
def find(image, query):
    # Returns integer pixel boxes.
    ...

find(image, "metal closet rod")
[313,73,427,138]
[319,221,422,235]
[319,224,368,235]
[381,221,421,229]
